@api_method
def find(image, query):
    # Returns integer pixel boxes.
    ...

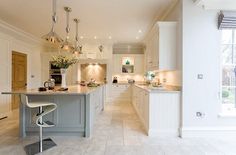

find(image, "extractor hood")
[113,43,145,54]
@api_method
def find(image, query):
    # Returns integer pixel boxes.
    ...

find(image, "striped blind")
[218,11,236,29]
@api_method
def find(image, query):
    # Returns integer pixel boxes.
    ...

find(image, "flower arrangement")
[51,55,78,69]
[144,71,156,81]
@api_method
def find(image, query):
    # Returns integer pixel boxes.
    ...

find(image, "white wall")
[0,21,44,118]
[181,0,236,137]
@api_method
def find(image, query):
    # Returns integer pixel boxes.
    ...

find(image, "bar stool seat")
[24,96,57,155]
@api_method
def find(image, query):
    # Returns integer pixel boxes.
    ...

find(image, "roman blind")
[218,11,236,29]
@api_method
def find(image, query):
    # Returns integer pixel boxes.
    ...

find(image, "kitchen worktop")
[2,84,105,95]
[112,81,145,85]
[134,83,181,93]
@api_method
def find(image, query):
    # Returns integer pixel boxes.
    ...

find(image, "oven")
[50,74,62,85]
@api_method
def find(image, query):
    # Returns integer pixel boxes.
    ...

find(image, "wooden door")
[12,51,27,110]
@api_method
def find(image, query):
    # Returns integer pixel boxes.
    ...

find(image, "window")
[221,30,236,113]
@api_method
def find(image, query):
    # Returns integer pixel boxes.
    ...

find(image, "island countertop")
[2,84,105,95]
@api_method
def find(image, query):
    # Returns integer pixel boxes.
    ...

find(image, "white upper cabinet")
[145,22,177,71]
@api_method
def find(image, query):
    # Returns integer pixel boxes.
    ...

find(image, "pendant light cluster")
[42,0,82,54]
[42,0,63,44]
[73,18,83,54]
[61,7,74,51]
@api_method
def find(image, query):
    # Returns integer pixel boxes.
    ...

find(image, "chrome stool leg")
[39,106,43,153]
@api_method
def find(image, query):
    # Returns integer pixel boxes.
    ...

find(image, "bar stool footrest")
[24,138,56,155]
[44,121,55,126]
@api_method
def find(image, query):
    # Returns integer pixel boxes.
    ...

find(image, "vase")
[60,68,67,88]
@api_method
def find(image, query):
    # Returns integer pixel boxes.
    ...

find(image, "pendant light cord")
[66,10,70,34]
[51,0,57,32]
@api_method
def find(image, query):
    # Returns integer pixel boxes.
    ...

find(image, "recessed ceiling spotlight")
[109,36,112,39]
[94,36,97,39]
[80,36,84,39]
[138,29,142,33]
[136,36,139,40]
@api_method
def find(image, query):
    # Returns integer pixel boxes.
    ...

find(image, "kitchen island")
[2,85,106,138]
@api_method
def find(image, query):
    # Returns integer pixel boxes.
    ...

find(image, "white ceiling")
[194,0,236,10]
[0,0,175,43]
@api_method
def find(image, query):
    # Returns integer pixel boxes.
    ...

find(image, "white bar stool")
[24,95,57,155]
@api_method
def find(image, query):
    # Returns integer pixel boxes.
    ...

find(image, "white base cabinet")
[109,84,131,103]
[132,85,180,137]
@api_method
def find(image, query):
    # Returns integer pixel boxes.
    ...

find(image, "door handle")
[25,83,27,86]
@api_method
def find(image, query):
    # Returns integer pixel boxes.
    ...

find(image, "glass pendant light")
[42,0,63,44]
[61,7,74,51]
[73,18,83,54]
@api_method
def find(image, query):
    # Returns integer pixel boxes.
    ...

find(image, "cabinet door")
[134,55,144,74]
[111,84,131,102]
[113,55,122,74]
[152,33,159,70]
[132,86,137,107]
[143,91,149,128]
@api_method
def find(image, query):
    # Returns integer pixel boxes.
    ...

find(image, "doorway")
[11,51,27,110]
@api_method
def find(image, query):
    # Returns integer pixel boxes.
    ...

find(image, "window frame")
[221,29,236,113]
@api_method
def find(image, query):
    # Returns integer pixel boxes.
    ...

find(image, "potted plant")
[51,55,78,88]
[144,71,156,84]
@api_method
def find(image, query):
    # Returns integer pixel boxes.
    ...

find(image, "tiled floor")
[1,102,236,155]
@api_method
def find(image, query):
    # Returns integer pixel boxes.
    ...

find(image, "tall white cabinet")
[145,22,177,71]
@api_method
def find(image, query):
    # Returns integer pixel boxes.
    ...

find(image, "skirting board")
[181,127,236,138]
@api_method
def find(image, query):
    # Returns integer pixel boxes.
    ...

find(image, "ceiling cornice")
[193,0,236,10]
[143,0,179,43]
[193,0,204,6]
[0,19,42,44]
[160,0,180,20]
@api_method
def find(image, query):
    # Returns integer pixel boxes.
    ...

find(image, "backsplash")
[112,70,181,86]
[153,70,181,86]
[112,74,144,82]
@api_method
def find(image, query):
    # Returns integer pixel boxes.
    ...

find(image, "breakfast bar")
[2,85,105,138]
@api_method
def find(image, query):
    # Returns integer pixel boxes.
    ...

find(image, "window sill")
[218,112,236,118]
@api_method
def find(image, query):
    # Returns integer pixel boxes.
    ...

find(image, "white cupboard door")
[134,55,144,74]
[143,91,149,129]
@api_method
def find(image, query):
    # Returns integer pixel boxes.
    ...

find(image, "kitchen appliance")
[50,75,61,85]
[127,79,135,84]
[112,77,118,83]
[44,79,55,90]
[50,62,62,85]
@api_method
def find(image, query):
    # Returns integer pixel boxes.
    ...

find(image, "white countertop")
[2,84,105,95]
[134,84,181,93]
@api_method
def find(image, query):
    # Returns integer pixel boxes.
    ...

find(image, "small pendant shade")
[73,18,83,54]
[61,7,74,52]
[42,0,63,44]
